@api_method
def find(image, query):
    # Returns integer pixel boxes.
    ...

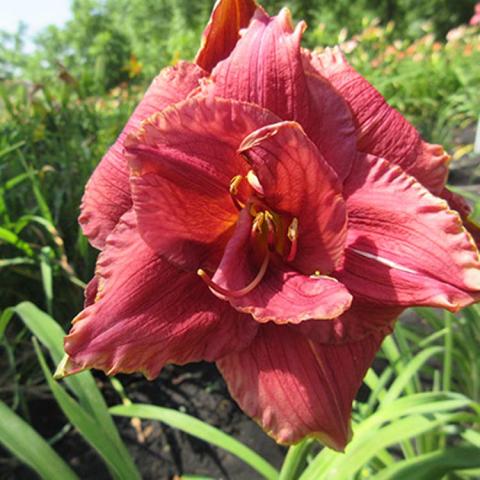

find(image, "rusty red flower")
[59,0,480,450]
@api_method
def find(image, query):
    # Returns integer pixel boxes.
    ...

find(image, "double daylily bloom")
[59,0,480,450]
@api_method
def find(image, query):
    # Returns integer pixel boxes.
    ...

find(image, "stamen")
[251,212,265,239]
[264,211,276,247]
[197,252,270,299]
[286,217,299,262]
[229,175,243,195]
[229,175,245,210]
[246,170,264,196]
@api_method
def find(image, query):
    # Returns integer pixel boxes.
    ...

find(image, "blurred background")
[1,1,479,479]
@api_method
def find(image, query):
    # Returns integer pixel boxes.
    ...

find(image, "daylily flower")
[470,3,480,26]
[59,0,480,451]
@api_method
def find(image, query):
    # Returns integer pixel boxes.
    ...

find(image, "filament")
[197,252,270,299]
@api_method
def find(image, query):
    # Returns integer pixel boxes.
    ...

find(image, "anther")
[286,217,299,262]
[251,212,265,239]
[197,252,270,299]
[229,175,243,195]
[264,211,276,247]
[229,175,245,210]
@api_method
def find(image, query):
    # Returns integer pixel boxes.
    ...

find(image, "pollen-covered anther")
[251,212,265,239]
[229,175,243,195]
[264,211,276,247]
[286,217,299,262]
[197,251,270,300]
[229,174,245,210]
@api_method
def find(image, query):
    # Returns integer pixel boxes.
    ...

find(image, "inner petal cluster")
[126,98,352,325]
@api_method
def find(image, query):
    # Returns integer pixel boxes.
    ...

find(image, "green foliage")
[110,404,279,480]
[0,78,139,316]
[0,400,78,480]
[11,302,141,480]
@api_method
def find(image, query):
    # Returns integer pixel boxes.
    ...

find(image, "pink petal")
[126,96,279,270]
[208,8,309,122]
[461,218,480,249]
[64,210,258,379]
[298,298,403,343]
[441,187,473,218]
[302,65,357,181]
[336,154,480,310]
[218,324,383,449]
[239,121,347,273]
[79,61,208,249]
[441,187,480,247]
[84,277,99,307]
[211,209,352,324]
[304,47,450,193]
[195,0,259,71]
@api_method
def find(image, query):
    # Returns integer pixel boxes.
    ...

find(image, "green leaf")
[300,393,473,480]
[15,303,117,433]
[0,257,35,269]
[4,171,31,190]
[33,338,141,480]
[14,302,140,480]
[381,346,443,404]
[0,400,78,480]
[332,414,473,479]
[18,153,54,223]
[0,308,14,338]
[279,439,314,480]
[0,141,25,159]
[40,247,53,314]
[110,403,279,480]
[0,227,34,256]
[361,392,472,432]
[463,429,480,447]
[370,447,480,480]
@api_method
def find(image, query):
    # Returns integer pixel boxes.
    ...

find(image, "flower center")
[197,172,299,299]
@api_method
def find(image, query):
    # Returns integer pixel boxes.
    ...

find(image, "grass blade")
[33,338,140,480]
[0,400,78,480]
[111,403,279,480]
[279,439,314,480]
[13,302,140,480]
[381,346,443,404]
[370,446,480,480]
